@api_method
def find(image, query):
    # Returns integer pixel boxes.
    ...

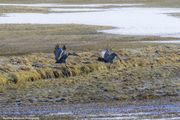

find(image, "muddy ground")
[0,97,179,120]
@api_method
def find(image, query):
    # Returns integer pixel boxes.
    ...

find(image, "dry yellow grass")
[0,74,7,85]
[0,45,179,104]
[0,45,179,85]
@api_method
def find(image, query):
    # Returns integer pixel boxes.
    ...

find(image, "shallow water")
[1,5,180,38]
[0,102,179,119]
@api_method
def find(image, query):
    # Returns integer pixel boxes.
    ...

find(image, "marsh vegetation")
[0,45,179,104]
[0,15,179,116]
[0,0,179,119]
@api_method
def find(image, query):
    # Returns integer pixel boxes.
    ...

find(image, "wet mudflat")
[0,97,179,120]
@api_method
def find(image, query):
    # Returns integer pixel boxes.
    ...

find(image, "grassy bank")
[0,24,179,104]
[0,45,179,105]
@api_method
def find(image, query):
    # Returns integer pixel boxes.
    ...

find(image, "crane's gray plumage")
[54,45,79,64]
[98,50,120,63]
